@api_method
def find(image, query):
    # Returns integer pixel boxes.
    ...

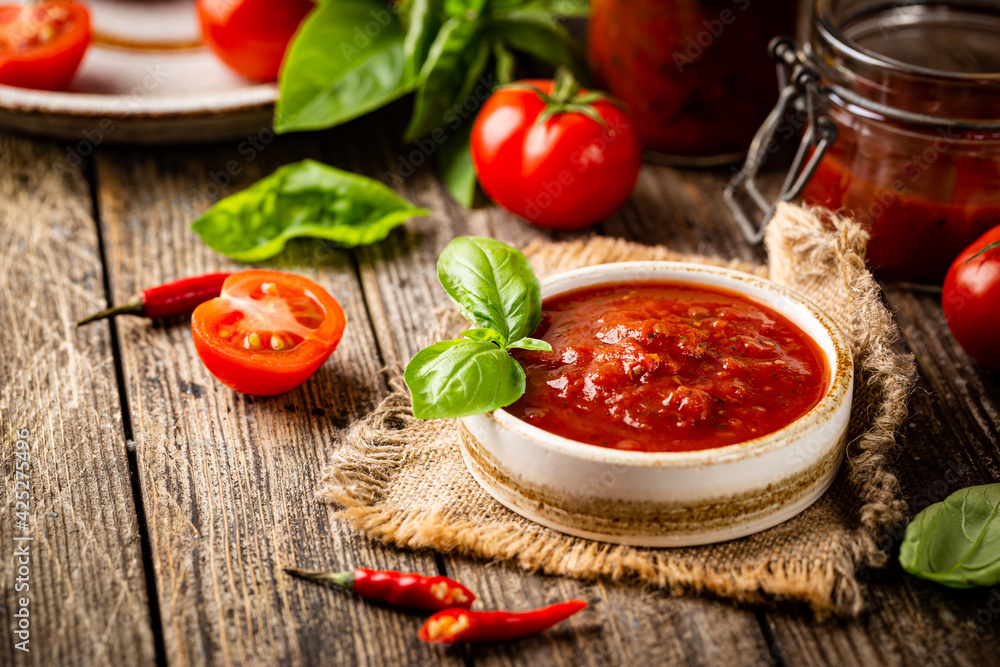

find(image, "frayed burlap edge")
[318,203,917,617]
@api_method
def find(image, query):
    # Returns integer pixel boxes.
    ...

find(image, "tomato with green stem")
[0,1,91,91]
[197,0,313,82]
[470,69,642,230]
[943,225,1000,371]
[191,270,346,396]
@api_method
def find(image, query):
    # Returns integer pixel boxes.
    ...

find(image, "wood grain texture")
[93,128,461,667]
[0,132,155,666]
[338,114,774,666]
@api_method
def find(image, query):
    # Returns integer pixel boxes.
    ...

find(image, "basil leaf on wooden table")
[437,236,542,343]
[191,160,429,262]
[405,236,551,419]
[899,483,1000,588]
[276,0,412,133]
[405,339,526,419]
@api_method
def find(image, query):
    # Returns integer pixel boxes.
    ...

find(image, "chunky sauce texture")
[507,282,829,452]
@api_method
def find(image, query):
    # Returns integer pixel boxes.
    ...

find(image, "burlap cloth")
[319,203,917,617]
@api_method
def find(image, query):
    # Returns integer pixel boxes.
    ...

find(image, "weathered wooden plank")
[0,132,156,666]
[93,128,461,667]
[339,116,772,666]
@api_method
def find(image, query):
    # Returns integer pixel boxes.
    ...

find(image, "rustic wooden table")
[2,105,999,667]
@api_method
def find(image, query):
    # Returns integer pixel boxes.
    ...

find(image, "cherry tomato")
[0,2,91,91]
[942,225,1000,371]
[191,270,347,396]
[197,0,313,82]
[470,71,642,230]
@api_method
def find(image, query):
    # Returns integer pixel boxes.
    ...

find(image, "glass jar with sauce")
[588,0,799,165]
[727,0,1000,284]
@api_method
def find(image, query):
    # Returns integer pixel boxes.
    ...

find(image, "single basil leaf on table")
[899,483,1000,588]
[489,10,590,84]
[276,0,412,133]
[404,16,490,142]
[507,337,552,351]
[437,236,543,343]
[404,339,526,419]
[191,159,429,262]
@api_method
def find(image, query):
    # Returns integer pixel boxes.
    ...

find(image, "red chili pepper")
[284,567,476,611]
[75,272,232,326]
[418,600,587,644]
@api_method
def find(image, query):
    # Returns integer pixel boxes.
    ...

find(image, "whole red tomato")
[943,225,1000,370]
[197,0,313,82]
[0,2,91,91]
[470,72,642,230]
[192,270,346,396]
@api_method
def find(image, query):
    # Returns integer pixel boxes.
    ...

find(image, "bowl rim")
[481,260,854,468]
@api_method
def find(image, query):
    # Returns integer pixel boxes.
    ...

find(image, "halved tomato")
[191,270,346,396]
[0,2,91,91]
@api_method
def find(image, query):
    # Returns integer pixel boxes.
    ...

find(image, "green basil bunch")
[276,0,589,206]
[405,236,552,419]
[899,482,1000,588]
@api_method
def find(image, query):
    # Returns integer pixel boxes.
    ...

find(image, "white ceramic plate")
[459,262,855,547]
[0,0,276,143]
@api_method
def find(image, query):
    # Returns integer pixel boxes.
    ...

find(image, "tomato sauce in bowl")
[507,282,829,453]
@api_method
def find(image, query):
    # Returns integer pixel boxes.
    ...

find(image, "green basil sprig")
[405,236,551,419]
[899,483,1000,588]
[276,0,589,206]
[191,160,428,262]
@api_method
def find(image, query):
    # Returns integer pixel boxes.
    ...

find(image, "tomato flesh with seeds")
[191,270,346,396]
[0,2,91,91]
[197,0,313,82]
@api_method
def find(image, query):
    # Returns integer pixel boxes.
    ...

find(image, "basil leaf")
[191,160,429,262]
[493,39,516,84]
[899,483,1000,589]
[437,236,542,343]
[507,337,552,351]
[460,327,504,343]
[489,11,589,83]
[437,115,478,207]
[403,0,441,80]
[404,339,526,418]
[276,0,412,133]
[520,0,589,18]
[404,16,489,141]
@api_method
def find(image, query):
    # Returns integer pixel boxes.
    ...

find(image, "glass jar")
[588,0,799,165]
[727,0,1000,284]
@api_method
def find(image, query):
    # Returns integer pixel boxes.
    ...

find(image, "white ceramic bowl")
[459,262,854,547]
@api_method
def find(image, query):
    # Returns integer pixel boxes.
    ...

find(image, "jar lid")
[811,0,1000,122]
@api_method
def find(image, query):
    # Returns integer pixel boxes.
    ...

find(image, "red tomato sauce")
[802,149,1000,284]
[507,282,829,453]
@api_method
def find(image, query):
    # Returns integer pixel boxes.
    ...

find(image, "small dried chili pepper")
[76,272,232,326]
[418,600,587,644]
[284,567,475,611]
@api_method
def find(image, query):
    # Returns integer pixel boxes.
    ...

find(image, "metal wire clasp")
[724,37,838,244]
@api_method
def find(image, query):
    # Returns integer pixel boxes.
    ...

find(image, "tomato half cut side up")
[191,270,347,396]
[0,2,91,91]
